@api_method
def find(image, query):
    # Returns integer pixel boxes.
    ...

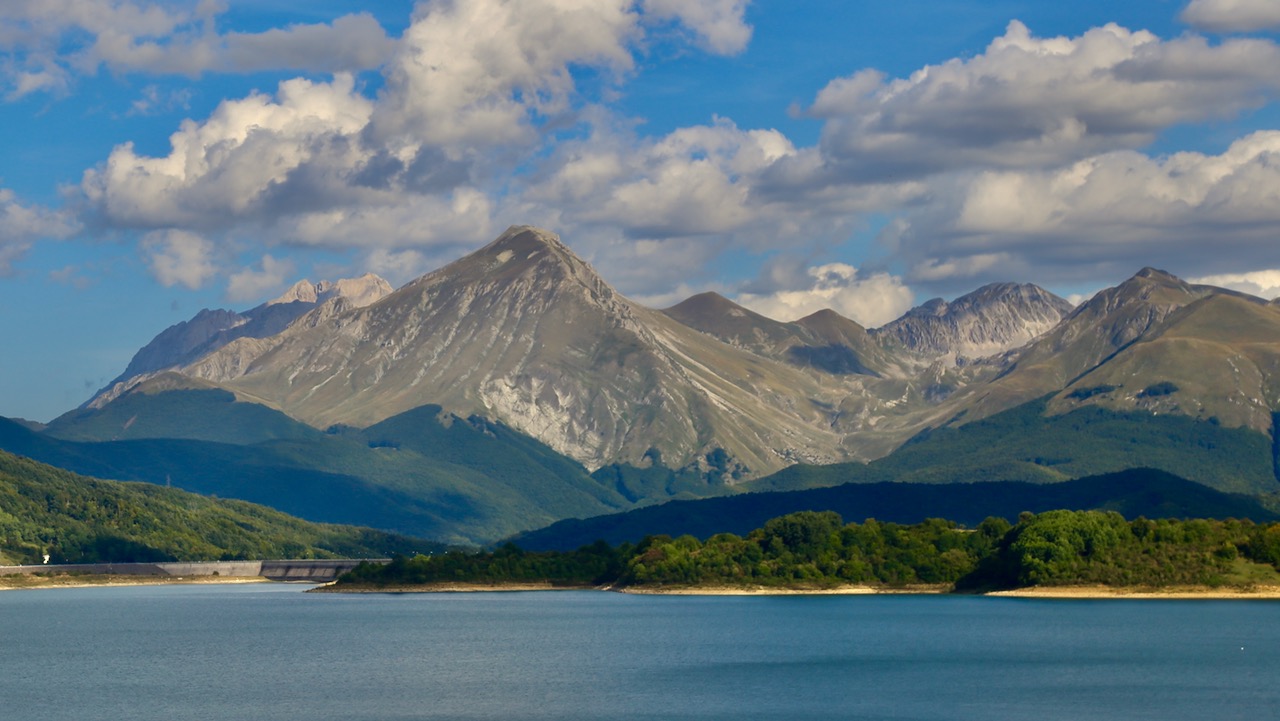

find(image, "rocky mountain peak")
[990,267,1220,406]
[1065,268,1204,327]
[269,273,393,309]
[668,291,734,310]
[87,271,394,409]
[329,273,395,307]
[409,226,592,288]
[271,279,323,305]
[969,281,1068,306]
[1120,267,1192,293]
[796,308,863,327]
[484,224,573,256]
[396,225,633,329]
[662,291,802,355]
[463,225,590,280]
[1133,267,1181,282]
[905,297,949,318]
[873,282,1073,361]
[665,292,767,325]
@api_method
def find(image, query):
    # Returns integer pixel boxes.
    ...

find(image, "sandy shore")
[309,581,594,593]
[12,574,1280,598]
[316,582,949,595]
[986,585,1280,599]
[313,581,1280,598]
[0,574,270,591]
[618,584,948,596]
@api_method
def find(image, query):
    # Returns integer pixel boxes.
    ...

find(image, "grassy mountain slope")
[1,392,631,544]
[0,450,437,565]
[1047,294,1280,431]
[934,268,1230,426]
[661,293,903,377]
[46,385,323,444]
[513,468,1279,551]
[742,396,1279,496]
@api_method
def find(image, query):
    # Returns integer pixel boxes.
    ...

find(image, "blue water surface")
[2,584,1277,721]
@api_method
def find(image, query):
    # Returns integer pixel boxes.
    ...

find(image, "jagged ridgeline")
[5,225,1280,546]
[0,450,437,565]
[76,226,1082,480]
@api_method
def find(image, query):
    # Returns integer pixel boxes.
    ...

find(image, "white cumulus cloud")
[219,14,396,74]
[735,263,915,327]
[227,254,294,302]
[370,0,753,150]
[0,2,395,98]
[79,1,758,248]
[1182,0,1280,32]
[369,0,643,150]
[82,73,376,231]
[890,130,1280,286]
[530,118,796,239]
[762,21,1280,191]
[642,0,752,54]
[140,229,217,289]
[72,0,770,300]
[0,188,78,275]
[1190,270,1280,299]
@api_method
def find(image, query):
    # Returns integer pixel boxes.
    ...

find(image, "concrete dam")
[0,559,387,582]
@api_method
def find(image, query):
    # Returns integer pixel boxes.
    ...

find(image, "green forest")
[337,509,1280,592]
[0,450,437,564]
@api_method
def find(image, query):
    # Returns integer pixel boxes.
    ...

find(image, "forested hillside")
[0,450,437,565]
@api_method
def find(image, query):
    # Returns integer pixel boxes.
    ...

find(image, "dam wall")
[0,559,386,581]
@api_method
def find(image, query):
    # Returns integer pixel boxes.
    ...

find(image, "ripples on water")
[2,584,1278,721]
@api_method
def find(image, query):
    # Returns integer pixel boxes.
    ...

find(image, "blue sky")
[3,0,1280,422]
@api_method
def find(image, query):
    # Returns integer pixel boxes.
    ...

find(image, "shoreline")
[314,581,1280,598]
[985,584,1280,599]
[617,584,946,596]
[315,582,949,596]
[0,574,272,591]
[309,581,592,593]
[10,574,1280,598]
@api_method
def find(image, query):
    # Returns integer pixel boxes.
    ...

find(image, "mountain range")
[5,225,1279,544]
[75,226,1087,476]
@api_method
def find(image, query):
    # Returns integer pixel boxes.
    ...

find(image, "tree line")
[338,509,1280,591]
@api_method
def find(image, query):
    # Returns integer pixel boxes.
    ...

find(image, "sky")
[4,0,1280,422]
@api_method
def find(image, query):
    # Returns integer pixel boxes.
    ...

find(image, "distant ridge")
[87,272,393,409]
[513,468,1279,551]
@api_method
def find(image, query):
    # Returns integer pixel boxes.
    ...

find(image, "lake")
[2,584,1278,720]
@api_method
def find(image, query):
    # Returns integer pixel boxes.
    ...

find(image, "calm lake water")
[2,584,1279,721]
